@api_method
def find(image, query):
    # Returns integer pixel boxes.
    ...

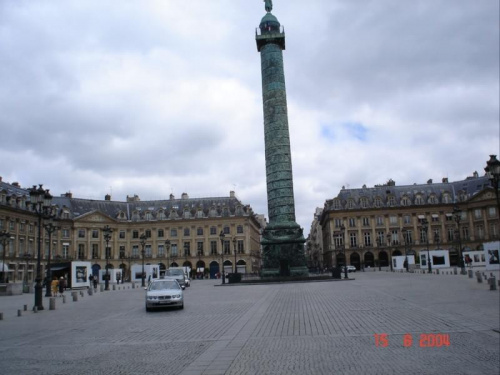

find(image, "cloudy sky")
[1,0,498,235]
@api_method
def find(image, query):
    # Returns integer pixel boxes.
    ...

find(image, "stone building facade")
[319,171,499,270]
[0,179,262,282]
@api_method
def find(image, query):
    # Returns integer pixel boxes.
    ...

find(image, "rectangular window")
[184,242,190,256]
[391,230,399,245]
[171,244,178,257]
[489,223,499,238]
[376,231,385,246]
[119,231,126,239]
[420,228,427,244]
[157,245,164,258]
[92,244,99,259]
[403,215,411,225]
[224,240,230,254]
[62,229,70,238]
[78,244,85,259]
[364,232,371,247]
[389,215,398,225]
[92,230,99,239]
[348,218,356,227]
[133,231,139,239]
[334,234,343,248]
[132,245,139,257]
[9,221,15,230]
[119,246,126,259]
[223,226,230,235]
[462,227,469,241]
[237,225,244,234]
[476,225,484,239]
[184,228,190,236]
[362,217,370,226]
[170,229,177,237]
[210,241,217,255]
[78,229,85,238]
[145,245,152,257]
[197,227,203,236]
[62,244,69,259]
[145,230,152,238]
[349,232,357,247]
[488,207,497,217]
[158,229,164,238]
[237,240,244,254]
[334,219,343,228]
[447,228,455,241]
[210,226,217,235]
[197,242,204,256]
[403,231,412,245]
[474,209,482,219]
[105,246,111,259]
[376,216,384,226]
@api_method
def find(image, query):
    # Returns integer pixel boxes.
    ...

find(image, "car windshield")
[166,270,183,276]
[149,281,179,291]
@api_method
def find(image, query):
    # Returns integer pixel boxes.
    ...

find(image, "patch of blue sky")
[320,124,336,140]
[343,121,368,141]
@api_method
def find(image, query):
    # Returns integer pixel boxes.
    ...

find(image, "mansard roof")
[325,173,493,211]
[0,180,254,221]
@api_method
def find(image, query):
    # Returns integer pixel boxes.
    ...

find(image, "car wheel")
[179,303,184,310]
[146,306,151,312]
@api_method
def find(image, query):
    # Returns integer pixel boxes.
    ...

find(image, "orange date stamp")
[374,333,450,348]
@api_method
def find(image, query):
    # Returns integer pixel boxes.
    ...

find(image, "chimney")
[230,190,235,198]
[105,194,111,201]
[427,179,433,184]
[12,182,20,187]
[170,193,175,200]
[473,171,478,178]
[62,192,73,198]
[442,177,448,183]
[181,192,189,199]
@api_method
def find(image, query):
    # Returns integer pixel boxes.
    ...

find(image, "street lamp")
[420,218,431,273]
[27,184,54,311]
[23,252,32,287]
[387,233,393,271]
[140,233,147,287]
[219,231,226,284]
[402,231,410,272]
[452,206,466,274]
[43,219,59,296]
[102,225,113,290]
[232,237,238,274]
[165,239,171,272]
[485,154,500,215]
[334,224,348,279]
[0,230,11,283]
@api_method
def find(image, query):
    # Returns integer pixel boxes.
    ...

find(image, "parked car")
[145,278,184,311]
[342,265,357,273]
[165,269,186,289]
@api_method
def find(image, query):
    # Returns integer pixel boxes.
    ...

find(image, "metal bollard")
[33,306,38,313]
[0,312,3,320]
[100,285,104,292]
[468,270,473,278]
[49,297,56,310]
[88,288,93,296]
[132,283,135,289]
[72,292,78,302]
[18,309,22,317]
[62,295,66,303]
[437,269,440,275]
[24,304,27,311]
[489,277,497,291]
[476,272,483,283]
[112,285,116,291]
[453,267,458,275]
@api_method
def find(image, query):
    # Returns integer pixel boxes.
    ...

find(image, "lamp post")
[27,184,54,311]
[452,206,466,274]
[102,225,113,291]
[334,224,348,279]
[219,231,226,284]
[43,219,59,296]
[402,230,410,272]
[0,230,11,283]
[232,237,238,274]
[165,239,171,272]
[387,233,393,271]
[23,252,32,287]
[140,233,147,287]
[485,154,500,215]
[420,218,431,273]
[376,237,382,271]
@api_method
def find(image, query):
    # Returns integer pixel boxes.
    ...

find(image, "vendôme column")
[256,0,307,277]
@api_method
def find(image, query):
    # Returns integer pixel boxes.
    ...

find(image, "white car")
[145,278,184,311]
[342,265,357,273]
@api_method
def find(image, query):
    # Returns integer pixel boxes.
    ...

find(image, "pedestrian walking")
[93,275,98,291]
[51,277,59,296]
[58,277,65,297]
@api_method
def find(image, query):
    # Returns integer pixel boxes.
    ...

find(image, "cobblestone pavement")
[0,271,498,375]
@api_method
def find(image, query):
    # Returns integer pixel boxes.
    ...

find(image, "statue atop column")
[264,0,272,13]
